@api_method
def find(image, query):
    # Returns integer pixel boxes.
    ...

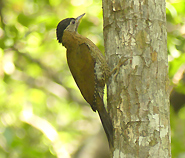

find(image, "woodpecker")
[56,13,113,147]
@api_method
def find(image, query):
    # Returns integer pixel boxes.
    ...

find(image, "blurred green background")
[0,0,185,157]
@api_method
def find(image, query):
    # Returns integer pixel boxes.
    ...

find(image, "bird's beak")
[76,13,85,22]
[75,13,85,32]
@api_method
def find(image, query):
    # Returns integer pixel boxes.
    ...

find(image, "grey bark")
[102,0,171,157]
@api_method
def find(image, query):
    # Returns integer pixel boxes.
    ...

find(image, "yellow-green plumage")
[56,14,113,147]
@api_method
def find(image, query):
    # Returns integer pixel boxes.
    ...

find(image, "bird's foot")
[110,57,130,79]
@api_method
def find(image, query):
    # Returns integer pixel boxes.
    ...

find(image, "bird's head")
[56,13,85,44]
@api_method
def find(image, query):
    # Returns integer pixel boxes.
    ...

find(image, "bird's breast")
[63,31,96,106]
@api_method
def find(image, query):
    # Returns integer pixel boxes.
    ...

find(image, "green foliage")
[0,0,185,157]
[167,0,185,157]
[0,0,103,157]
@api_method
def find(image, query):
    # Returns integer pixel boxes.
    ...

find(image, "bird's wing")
[72,42,96,110]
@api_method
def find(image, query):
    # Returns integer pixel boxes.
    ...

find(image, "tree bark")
[102,0,171,157]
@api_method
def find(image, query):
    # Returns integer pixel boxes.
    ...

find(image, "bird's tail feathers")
[97,98,113,148]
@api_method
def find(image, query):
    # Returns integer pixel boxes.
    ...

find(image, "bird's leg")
[110,57,129,79]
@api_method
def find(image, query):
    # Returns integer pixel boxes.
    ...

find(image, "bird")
[56,13,113,147]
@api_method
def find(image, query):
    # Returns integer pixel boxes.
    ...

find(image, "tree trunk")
[102,0,171,157]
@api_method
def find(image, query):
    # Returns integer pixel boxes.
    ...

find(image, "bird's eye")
[72,21,75,24]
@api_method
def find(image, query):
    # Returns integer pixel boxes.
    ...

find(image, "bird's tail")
[97,97,113,148]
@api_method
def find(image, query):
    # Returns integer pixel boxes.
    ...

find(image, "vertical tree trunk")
[102,0,171,157]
